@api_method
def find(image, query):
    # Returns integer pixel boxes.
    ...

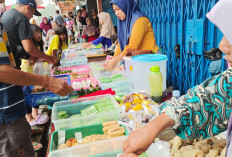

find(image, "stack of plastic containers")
[52,94,120,130]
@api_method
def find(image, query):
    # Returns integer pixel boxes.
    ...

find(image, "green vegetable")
[57,111,69,119]
[53,69,72,75]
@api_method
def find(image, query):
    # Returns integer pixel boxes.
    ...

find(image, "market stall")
[23,41,227,157]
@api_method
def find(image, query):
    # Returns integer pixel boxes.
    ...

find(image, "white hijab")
[98,12,116,38]
[206,0,232,45]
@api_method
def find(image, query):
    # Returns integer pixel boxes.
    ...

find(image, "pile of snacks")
[119,93,158,127]
[53,69,72,75]
[72,78,95,89]
[102,121,125,137]
[70,73,89,80]
[169,136,226,157]
[70,85,102,99]
[58,121,125,150]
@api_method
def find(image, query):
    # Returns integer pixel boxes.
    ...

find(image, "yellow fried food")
[108,127,125,137]
[102,121,118,127]
[103,124,120,133]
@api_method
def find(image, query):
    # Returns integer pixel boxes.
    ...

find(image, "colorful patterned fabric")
[160,68,232,140]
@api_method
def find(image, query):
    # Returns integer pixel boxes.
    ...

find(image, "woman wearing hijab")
[104,0,159,71]
[82,17,99,42]
[83,12,116,49]
[120,0,232,156]
[40,17,52,35]
[40,17,52,50]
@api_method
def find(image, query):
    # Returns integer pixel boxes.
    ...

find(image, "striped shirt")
[0,13,26,125]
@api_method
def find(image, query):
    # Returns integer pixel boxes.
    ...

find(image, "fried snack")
[82,134,108,143]
[102,121,118,127]
[108,127,125,137]
[66,138,77,147]
[103,124,120,133]
[208,149,219,157]
[182,150,205,157]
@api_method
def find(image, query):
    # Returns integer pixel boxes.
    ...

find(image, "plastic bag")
[146,142,171,157]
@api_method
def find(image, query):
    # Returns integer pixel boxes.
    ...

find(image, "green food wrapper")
[81,105,98,116]
[57,111,69,119]
[99,77,112,83]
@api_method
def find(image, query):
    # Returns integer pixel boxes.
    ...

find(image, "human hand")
[28,56,37,66]
[45,55,57,65]
[104,58,119,71]
[43,76,74,96]
[122,126,155,155]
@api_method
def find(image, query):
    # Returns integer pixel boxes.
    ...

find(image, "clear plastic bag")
[146,142,171,157]
[33,62,53,76]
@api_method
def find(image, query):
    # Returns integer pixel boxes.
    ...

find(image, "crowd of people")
[1,0,232,156]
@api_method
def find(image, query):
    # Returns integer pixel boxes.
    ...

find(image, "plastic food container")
[51,65,89,76]
[60,56,88,67]
[95,71,133,92]
[71,77,98,91]
[48,134,127,157]
[52,94,120,130]
[132,54,168,93]
[49,123,129,153]
[89,61,124,75]
[24,75,71,107]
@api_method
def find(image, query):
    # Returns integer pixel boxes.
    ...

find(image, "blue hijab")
[110,0,146,52]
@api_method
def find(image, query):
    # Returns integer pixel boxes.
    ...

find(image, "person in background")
[63,15,68,25]
[83,12,116,50]
[81,5,88,19]
[46,25,68,66]
[120,1,232,156]
[67,17,74,42]
[40,17,52,50]
[105,0,159,71]
[40,17,52,36]
[82,17,99,42]
[91,9,99,29]
[0,0,73,156]
[22,24,49,128]
[46,21,58,47]
[50,16,53,23]
[77,9,86,26]
[54,9,64,25]
[2,0,56,70]
[68,11,74,20]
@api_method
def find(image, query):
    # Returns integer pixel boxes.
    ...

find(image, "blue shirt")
[0,13,26,125]
[54,14,65,25]
[91,36,112,49]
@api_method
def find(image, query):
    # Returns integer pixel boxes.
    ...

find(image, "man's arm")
[22,39,56,64]
[0,65,73,96]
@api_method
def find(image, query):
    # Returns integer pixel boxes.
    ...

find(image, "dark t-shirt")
[91,16,99,28]
[2,9,34,69]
